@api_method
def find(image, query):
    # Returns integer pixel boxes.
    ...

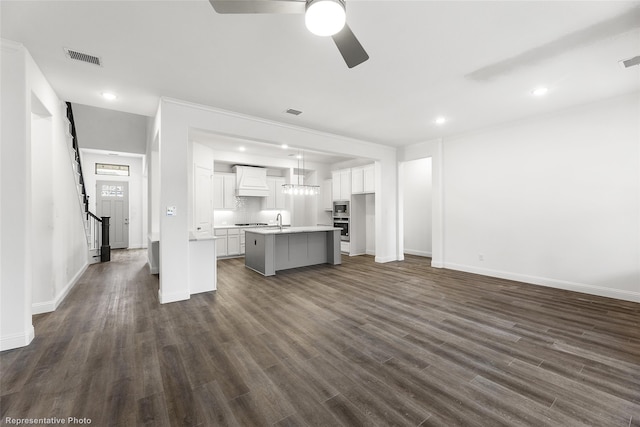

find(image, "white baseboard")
[404,249,432,257]
[128,244,147,249]
[31,262,89,315]
[148,262,159,274]
[32,301,56,315]
[0,325,34,352]
[443,262,640,303]
[158,289,190,304]
[366,250,376,256]
[375,255,398,263]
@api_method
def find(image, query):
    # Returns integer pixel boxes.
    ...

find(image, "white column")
[0,41,34,350]
[158,102,190,303]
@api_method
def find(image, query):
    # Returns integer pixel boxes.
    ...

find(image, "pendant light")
[282,150,320,196]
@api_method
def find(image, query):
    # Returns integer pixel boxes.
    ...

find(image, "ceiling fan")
[208,0,369,68]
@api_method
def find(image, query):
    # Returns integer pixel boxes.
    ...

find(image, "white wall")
[31,112,54,309]
[72,103,148,154]
[1,40,89,350]
[80,150,147,249]
[403,158,432,257]
[30,48,89,315]
[442,93,639,301]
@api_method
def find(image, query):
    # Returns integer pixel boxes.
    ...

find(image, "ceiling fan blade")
[331,23,369,68]
[209,0,305,14]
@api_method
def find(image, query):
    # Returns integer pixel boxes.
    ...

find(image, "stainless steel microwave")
[333,200,350,217]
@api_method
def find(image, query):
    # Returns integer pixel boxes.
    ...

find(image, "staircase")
[64,102,110,263]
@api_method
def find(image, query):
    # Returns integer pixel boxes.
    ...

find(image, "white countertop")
[214,224,291,229]
[189,232,223,241]
[244,226,341,235]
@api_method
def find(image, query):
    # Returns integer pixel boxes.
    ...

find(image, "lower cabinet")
[215,229,228,256]
[340,241,350,254]
[215,228,246,257]
[227,230,240,256]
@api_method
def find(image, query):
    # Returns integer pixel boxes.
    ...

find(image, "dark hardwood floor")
[1,250,639,426]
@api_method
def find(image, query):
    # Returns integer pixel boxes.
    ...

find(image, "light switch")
[166,206,177,216]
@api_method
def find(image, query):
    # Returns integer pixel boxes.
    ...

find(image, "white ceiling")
[2,1,639,147]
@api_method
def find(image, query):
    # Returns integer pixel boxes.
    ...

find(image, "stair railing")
[65,102,110,262]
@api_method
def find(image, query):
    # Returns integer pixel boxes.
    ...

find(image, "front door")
[96,181,129,249]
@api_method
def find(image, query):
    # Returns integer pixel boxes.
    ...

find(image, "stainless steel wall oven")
[333,218,349,241]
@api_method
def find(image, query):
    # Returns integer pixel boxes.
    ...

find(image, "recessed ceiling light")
[435,116,447,125]
[101,92,117,100]
[281,144,288,149]
[239,146,246,152]
[531,86,548,97]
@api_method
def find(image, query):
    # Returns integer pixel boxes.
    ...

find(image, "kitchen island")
[244,226,342,276]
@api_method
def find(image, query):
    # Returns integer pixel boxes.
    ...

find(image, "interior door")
[194,164,213,234]
[96,181,129,249]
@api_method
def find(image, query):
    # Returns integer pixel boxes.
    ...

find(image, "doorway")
[96,180,129,249]
[401,157,433,258]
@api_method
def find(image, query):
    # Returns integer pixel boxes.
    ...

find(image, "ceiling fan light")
[305,0,346,37]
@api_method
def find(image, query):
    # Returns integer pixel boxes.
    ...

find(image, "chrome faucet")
[276,213,283,231]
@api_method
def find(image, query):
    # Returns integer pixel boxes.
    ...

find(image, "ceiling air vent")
[64,48,102,66]
[285,108,303,116]
[619,55,640,69]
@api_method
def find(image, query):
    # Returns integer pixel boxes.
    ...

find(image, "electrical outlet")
[166,206,177,216]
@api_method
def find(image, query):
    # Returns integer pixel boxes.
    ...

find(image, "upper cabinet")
[213,173,236,209]
[322,179,333,211]
[332,169,351,201]
[263,176,286,210]
[352,164,375,194]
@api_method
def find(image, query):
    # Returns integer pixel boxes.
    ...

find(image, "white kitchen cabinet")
[213,175,224,209]
[332,169,351,201]
[340,170,351,200]
[352,164,375,194]
[274,178,285,209]
[332,173,341,201]
[322,179,332,210]
[223,174,236,208]
[214,228,228,256]
[263,177,286,210]
[213,173,236,209]
[215,227,243,257]
[351,167,364,194]
[340,241,350,253]
[363,164,375,193]
[227,235,240,255]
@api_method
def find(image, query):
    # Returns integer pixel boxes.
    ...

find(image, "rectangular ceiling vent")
[619,55,640,69]
[285,108,303,116]
[64,48,102,66]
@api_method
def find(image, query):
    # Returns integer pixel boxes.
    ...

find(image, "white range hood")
[232,165,269,197]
